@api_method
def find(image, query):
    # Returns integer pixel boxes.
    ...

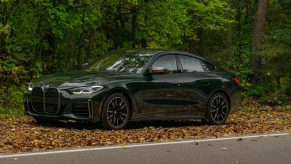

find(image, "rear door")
[177,55,215,115]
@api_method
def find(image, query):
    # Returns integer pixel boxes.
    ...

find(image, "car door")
[177,54,215,116]
[141,54,188,117]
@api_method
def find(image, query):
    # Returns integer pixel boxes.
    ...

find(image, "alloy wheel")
[107,97,129,128]
[207,93,229,124]
[102,93,130,129]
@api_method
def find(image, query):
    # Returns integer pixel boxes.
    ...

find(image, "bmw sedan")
[24,49,241,129]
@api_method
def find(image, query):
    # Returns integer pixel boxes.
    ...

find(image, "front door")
[142,54,188,116]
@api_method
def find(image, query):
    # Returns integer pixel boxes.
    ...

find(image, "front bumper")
[24,87,103,123]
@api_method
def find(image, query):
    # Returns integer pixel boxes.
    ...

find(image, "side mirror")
[147,67,169,74]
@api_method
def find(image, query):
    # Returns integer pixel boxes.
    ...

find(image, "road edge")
[0,132,289,159]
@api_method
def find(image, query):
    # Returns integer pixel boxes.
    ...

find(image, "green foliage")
[260,89,289,106]
[0,85,26,117]
[0,0,290,115]
[246,84,270,97]
[243,0,291,104]
[0,0,232,75]
[261,0,291,90]
[0,0,233,115]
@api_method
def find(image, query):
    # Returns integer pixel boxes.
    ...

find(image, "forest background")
[0,0,290,115]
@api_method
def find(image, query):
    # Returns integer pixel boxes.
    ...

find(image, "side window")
[199,60,215,72]
[152,55,177,73]
[179,55,204,72]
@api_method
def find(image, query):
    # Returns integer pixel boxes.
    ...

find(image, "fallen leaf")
[237,138,243,141]
[12,157,18,160]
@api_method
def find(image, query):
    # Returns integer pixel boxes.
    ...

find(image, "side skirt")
[131,114,206,121]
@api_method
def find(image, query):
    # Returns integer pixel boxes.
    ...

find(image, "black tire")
[201,118,208,124]
[34,117,46,123]
[34,117,58,124]
[206,92,230,124]
[101,93,130,130]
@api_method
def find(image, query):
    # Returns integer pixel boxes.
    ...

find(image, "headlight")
[68,86,103,95]
[28,83,33,91]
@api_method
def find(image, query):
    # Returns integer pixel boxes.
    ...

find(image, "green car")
[24,49,240,129]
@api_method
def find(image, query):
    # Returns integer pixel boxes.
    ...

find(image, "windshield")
[84,51,154,74]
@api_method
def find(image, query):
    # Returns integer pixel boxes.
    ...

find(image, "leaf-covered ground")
[0,99,290,154]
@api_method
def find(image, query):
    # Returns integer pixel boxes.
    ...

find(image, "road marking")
[0,133,289,159]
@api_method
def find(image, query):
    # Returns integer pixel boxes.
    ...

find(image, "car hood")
[32,71,141,89]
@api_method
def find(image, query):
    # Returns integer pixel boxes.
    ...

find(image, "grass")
[0,106,24,118]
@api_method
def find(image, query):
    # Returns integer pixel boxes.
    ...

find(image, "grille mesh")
[45,88,59,113]
[31,87,44,113]
[30,87,59,114]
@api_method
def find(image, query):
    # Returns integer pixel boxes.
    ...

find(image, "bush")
[245,84,270,97]
[0,85,26,117]
[259,89,288,106]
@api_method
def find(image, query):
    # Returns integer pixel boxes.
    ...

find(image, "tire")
[34,117,46,123]
[101,93,130,130]
[34,117,58,124]
[206,92,230,124]
[201,118,208,124]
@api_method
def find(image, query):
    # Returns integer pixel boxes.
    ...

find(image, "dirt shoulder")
[0,100,290,154]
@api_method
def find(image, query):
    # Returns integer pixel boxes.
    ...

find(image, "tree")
[250,0,269,79]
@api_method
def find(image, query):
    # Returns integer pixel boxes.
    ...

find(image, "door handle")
[201,81,210,85]
[172,83,182,87]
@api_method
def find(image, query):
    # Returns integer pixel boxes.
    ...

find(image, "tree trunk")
[77,11,85,69]
[250,0,269,76]
[226,24,232,62]
[65,34,70,69]
[226,8,233,65]
[77,32,83,69]
[235,0,243,64]
[0,2,8,54]
[131,6,138,48]
[85,28,96,62]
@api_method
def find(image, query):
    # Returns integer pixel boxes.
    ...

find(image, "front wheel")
[34,117,59,124]
[101,93,130,130]
[206,93,230,124]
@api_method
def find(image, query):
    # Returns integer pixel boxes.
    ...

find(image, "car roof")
[109,49,206,61]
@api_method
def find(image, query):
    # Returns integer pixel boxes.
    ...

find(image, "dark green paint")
[24,49,240,124]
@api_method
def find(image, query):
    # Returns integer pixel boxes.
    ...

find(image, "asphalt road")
[1,133,290,164]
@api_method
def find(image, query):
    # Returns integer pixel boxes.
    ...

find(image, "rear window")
[179,55,204,72]
[199,60,215,72]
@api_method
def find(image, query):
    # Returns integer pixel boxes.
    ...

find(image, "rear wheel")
[206,93,230,124]
[101,93,130,130]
